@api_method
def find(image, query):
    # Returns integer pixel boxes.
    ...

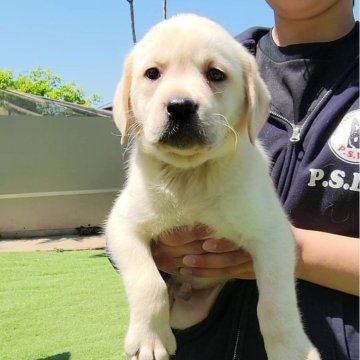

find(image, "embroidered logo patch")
[328,109,360,164]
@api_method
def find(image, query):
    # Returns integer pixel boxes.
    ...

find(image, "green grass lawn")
[0,250,129,360]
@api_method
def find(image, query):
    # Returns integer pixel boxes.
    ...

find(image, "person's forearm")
[294,227,359,296]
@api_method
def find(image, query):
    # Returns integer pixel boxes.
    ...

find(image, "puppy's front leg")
[248,229,321,360]
[106,213,176,360]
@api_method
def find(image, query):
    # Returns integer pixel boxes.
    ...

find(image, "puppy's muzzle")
[159,97,206,149]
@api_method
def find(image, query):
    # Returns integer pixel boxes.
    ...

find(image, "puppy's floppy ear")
[242,53,270,144]
[113,53,133,145]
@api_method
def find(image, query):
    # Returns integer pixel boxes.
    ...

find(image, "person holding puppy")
[152,0,359,359]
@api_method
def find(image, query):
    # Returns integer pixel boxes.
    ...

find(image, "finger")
[202,238,240,253]
[156,256,184,274]
[182,251,251,269]
[152,240,206,259]
[237,272,256,280]
[152,241,207,276]
[157,224,211,246]
[179,262,255,279]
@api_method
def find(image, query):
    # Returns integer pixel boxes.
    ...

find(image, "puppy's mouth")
[159,121,207,149]
[158,97,208,152]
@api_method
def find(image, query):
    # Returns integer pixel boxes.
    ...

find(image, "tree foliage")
[0,67,102,106]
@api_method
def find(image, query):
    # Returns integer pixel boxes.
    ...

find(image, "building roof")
[98,102,113,111]
[0,89,112,117]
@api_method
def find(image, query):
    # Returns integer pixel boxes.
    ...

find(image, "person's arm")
[293,226,359,296]
[152,225,359,296]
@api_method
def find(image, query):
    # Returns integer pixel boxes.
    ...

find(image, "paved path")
[0,235,105,252]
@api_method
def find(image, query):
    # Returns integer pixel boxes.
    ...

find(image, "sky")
[1,1,359,106]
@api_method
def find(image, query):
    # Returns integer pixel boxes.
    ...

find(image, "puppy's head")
[113,14,270,168]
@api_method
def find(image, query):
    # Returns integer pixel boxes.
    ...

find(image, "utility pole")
[126,0,137,44]
[163,0,167,19]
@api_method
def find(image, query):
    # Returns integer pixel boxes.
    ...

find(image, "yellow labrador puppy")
[106,14,321,360]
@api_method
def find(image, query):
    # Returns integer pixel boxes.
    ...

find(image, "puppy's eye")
[206,68,226,82]
[145,67,161,80]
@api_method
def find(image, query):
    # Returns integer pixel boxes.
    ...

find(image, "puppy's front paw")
[304,347,321,360]
[125,323,176,360]
[267,341,321,360]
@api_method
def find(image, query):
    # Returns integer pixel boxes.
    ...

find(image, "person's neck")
[272,3,355,46]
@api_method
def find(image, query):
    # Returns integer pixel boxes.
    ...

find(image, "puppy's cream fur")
[106,14,321,360]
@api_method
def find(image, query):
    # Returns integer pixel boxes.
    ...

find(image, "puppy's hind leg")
[247,230,321,360]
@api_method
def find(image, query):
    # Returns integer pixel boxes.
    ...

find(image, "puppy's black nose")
[160,97,204,148]
[166,97,199,121]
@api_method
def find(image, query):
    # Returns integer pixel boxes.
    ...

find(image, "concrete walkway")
[0,235,105,252]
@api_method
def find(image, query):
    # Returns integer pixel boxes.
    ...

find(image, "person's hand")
[152,225,256,280]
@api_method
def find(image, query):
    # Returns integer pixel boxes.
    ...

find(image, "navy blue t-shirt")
[172,24,359,360]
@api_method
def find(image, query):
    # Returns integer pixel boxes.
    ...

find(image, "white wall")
[0,115,125,238]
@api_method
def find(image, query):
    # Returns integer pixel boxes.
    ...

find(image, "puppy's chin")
[141,141,213,169]
[141,137,238,169]
[160,144,205,157]
[145,143,212,169]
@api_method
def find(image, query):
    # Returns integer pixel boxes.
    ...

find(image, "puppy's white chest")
[151,181,218,228]
[149,174,245,241]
